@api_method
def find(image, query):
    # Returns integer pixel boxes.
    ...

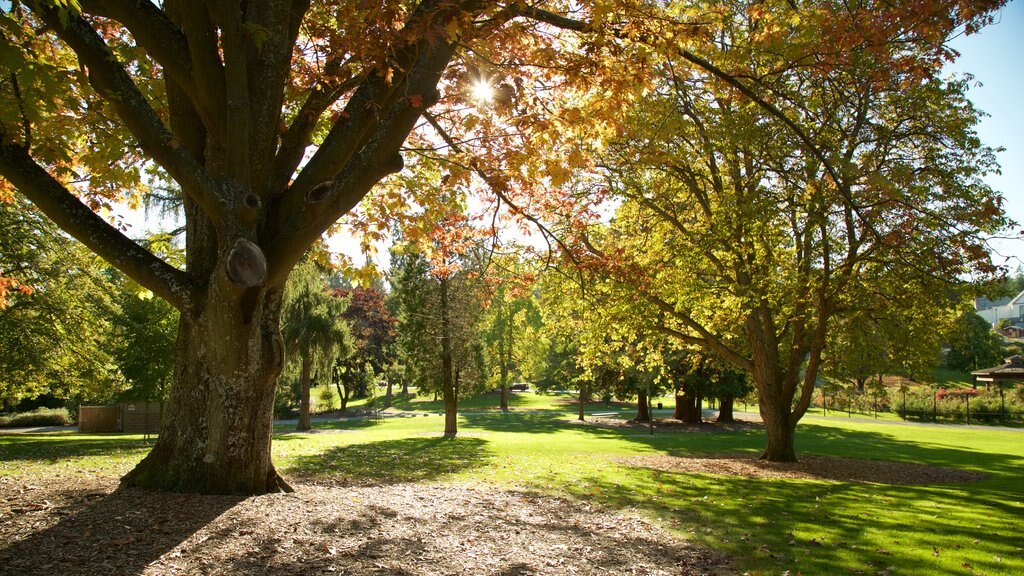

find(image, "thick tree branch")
[244,0,312,196]
[32,4,227,226]
[78,0,205,117]
[163,0,228,144]
[270,70,362,193]
[0,141,197,311]
[263,24,462,286]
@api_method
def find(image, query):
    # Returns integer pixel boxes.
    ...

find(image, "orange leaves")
[0,177,14,204]
[0,276,33,310]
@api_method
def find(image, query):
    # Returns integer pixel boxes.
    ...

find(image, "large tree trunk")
[635,390,651,422]
[121,285,289,494]
[676,392,702,424]
[385,379,393,409]
[716,394,736,423]
[297,355,312,431]
[759,395,798,462]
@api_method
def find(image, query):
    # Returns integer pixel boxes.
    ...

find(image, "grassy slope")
[2,403,1021,575]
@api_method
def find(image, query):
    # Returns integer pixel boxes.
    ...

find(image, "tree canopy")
[0,0,1010,490]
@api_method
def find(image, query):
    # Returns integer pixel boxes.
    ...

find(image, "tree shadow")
[566,424,1024,575]
[284,436,491,485]
[272,415,383,436]
[0,483,243,576]
[0,434,152,463]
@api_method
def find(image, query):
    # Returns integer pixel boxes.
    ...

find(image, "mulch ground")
[0,476,735,576]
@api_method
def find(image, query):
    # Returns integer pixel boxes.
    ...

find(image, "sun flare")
[470,78,494,103]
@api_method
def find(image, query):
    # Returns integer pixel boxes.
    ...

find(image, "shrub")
[316,385,338,413]
[0,407,71,428]
[894,386,1024,424]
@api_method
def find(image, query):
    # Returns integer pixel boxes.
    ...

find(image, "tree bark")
[384,379,393,408]
[676,392,702,424]
[759,395,798,462]
[716,394,736,423]
[297,354,312,431]
[121,286,290,494]
[578,381,588,422]
[635,390,651,422]
[498,305,510,412]
[440,276,457,437]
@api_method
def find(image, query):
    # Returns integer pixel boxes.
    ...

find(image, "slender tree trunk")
[385,379,393,409]
[401,378,409,397]
[716,394,736,423]
[498,306,510,412]
[578,381,588,422]
[636,390,651,422]
[440,277,457,437]
[121,286,290,494]
[297,355,312,431]
[340,383,350,412]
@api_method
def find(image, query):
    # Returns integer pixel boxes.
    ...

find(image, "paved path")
[729,409,1024,432]
[2,409,1020,433]
[0,425,77,434]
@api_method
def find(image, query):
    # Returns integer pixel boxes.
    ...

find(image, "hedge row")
[0,407,72,428]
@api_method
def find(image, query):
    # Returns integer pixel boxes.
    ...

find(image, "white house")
[976,290,1024,326]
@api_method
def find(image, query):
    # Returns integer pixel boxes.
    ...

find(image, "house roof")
[976,294,1013,311]
[971,355,1024,380]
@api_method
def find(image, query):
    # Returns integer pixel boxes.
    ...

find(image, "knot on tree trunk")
[226,239,267,288]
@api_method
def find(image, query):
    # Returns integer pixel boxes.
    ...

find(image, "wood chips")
[0,475,735,576]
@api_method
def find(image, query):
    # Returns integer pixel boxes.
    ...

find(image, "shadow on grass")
[464,411,767,449]
[564,423,1024,575]
[273,416,383,436]
[388,391,564,412]
[0,484,243,576]
[285,436,491,485]
[0,434,152,463]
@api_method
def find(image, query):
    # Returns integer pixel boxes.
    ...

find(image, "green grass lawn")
[2,408,1022,575]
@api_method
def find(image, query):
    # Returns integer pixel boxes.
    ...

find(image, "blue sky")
[947,0,1024,269]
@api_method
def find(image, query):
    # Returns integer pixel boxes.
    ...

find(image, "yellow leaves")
[0,177,15,204]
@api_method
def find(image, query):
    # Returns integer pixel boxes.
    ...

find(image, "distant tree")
[946,311,1004,374]
[111,234,183,404]
[112,288,178,403]
[333,285,397,405]
[482,265,544,412]
[282,263,353,431]
[0,197,122,409]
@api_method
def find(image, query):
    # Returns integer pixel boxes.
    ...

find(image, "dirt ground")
[0,476,735,576]
[615,454,988,485]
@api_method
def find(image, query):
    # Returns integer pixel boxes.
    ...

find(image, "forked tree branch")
[32,4,227,226]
